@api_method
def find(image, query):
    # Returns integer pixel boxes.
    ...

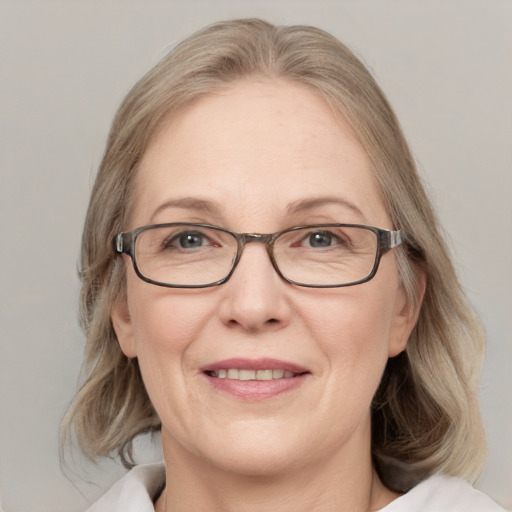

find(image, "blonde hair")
[61,18,486,490]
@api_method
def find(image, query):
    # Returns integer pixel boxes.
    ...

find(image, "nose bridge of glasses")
[239,233,274,246]
[227,232,281,284]
[235,233,276,264]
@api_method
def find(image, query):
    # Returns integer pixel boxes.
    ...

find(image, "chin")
[207,447,301,478]
[194,423,321,478]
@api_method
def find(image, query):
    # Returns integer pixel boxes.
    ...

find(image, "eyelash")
[163,231,215,249]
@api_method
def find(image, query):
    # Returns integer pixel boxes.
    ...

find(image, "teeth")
[227,369,239,379]
[209,369,299,381]
[239,370,255,381]
[256,370,273,381]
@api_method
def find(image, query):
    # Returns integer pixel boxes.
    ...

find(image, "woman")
[62,19,506,511]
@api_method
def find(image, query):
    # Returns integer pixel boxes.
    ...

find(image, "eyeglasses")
[114,223,403,288]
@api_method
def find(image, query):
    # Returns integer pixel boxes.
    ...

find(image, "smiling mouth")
[202,359,310,399]
[204,369,306,381]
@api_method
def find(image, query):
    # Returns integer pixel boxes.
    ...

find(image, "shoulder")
[85,462,165,512]
[380,474,507,512]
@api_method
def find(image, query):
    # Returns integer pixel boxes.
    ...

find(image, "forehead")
[131,78,390,230]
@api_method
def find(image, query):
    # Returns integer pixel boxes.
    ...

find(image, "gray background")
[0,1,510,511]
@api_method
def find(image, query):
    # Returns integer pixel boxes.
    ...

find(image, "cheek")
[303,286,395,350]
[124,284,220,431]
[124,278,215,388]
[299,281,398,389]
[128,294,212,365]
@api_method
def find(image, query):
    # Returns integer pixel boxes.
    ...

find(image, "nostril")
[227,317,279,330]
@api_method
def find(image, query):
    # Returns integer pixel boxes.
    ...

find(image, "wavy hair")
[61,18,486,491]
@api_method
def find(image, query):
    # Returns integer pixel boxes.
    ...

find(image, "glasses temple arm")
[389,229,403,249]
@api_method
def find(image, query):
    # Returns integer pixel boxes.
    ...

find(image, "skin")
[112,78,423,512]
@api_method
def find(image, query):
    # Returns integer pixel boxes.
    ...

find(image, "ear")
[111,295,137,358]
[388,271,426,358]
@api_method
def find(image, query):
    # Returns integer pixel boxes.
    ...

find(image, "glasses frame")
[114,222,403,289]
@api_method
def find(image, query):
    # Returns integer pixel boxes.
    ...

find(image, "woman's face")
[112,78,418,476]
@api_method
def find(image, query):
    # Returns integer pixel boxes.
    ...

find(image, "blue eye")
[308,231,333,247]
[178,232,206,248]
[164,231,210,250]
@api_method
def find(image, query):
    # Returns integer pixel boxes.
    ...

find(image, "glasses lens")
[273,225,378,286]
[134,225,238,286]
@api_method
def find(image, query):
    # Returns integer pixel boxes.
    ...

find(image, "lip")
[200,358,310,401]
[201,358,308,374]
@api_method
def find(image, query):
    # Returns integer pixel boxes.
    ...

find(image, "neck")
[155,424,399,512]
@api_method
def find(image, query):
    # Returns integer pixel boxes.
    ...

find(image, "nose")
[217,243,292,333]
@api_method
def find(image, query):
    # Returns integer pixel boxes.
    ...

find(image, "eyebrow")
[150,197,223,222]
[285,196,367,222]
[150,195,367,223]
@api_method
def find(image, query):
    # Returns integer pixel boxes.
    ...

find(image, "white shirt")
[86,462,507,511]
